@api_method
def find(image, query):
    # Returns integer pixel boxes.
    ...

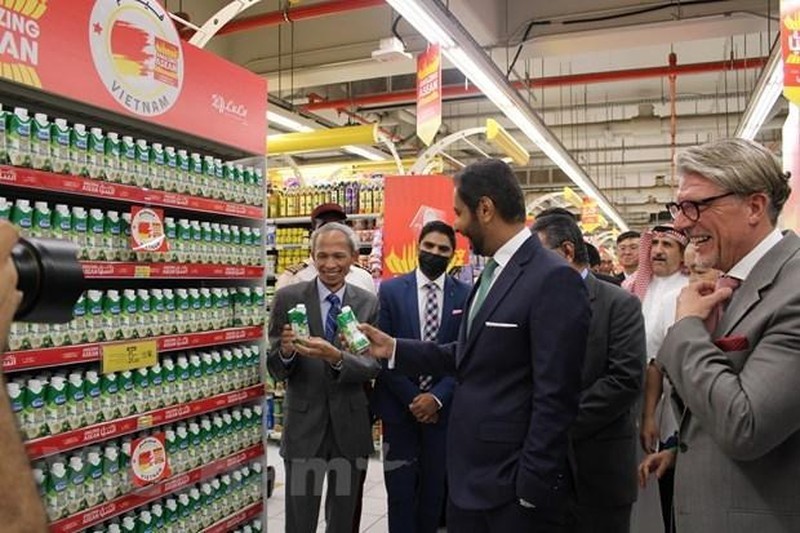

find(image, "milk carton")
[71,123,89,177]
[100,371,118,421]
[87,127,105,179]
[102,443,120,501]
[31,113,51,170]
[66,370,86,430]
[23,377,47,439]
[104,131,122,182]
[45,374,68,435]
[84,447,103,507]
[66,453,87,513]
[45,456,69,520]
[7,107,32,167]
[50,118,71,173]
[84,370,102,426]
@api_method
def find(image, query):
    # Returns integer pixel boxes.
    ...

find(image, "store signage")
[130,433,171,487]
[782,0,800,105]
[102,339,158,374]
[130,206,169,253]
[580,198,602,233]
[0,0,266,154]
[416,44,442,146]
[382,174,470,278]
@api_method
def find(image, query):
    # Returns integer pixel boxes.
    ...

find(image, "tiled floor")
[266,442,391,532]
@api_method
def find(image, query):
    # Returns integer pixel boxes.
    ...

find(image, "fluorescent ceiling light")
[386,0,628,231]
[735,42,783,140]
[267,108,387,161]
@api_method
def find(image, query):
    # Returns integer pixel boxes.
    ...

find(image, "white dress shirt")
[468,227,531,319]
[727,227,783,281]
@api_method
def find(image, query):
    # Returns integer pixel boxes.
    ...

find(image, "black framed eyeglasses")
[665,192,736,222]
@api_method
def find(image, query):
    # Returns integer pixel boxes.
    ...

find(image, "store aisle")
[266,442,391,532]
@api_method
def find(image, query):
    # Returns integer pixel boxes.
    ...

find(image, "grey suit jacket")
[266,279,381,460]
[658,231,800,533]
[571,274,645,508]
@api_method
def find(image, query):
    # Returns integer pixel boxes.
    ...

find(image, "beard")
[464,218,486,257]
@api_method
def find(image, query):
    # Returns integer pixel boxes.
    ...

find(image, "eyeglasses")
[665,192,736,222]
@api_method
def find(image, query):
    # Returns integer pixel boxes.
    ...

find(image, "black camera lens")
[11,237,85,323]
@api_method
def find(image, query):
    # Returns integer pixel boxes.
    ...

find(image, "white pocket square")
[452,309,463,315]
[485,321,518,328]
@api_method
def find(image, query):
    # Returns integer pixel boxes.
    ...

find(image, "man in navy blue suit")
[372,221,470,533]
[361,159,590,532]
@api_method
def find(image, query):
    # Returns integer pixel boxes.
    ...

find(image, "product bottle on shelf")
[8,107,32,167]
[31,113,51,171]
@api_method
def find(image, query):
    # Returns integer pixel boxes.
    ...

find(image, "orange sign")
[130,433,170,487]
[382,175,469,278]
[782,0,800,105]
[416,45,442,146]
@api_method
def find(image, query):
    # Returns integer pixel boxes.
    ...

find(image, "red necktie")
[704,276,741,333]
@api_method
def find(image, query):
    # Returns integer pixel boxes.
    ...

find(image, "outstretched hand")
[357,323,396,359]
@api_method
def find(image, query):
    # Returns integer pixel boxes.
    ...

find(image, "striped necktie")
[419,282,439,391]
[325,293,341,343]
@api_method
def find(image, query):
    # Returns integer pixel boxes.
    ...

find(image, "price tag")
[102,340,158,374]
[134,265,151,278]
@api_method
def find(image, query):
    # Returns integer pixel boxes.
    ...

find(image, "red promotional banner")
[416,45,442,146]
[382,175,469,279]
[782,0,800,105]
[0,0,266,154]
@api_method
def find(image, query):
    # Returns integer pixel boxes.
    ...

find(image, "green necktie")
[468,258,498,333]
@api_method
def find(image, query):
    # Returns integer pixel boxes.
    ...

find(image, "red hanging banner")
[382,174,469,279]
[782,0,800,105]
[416,45,442,146]
[0,0,266,154]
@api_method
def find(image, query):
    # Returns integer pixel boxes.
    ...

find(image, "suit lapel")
[585,273,599,304]
[305,281,324,337]
[403,274,422,340]
[459,238,535,363]
[719,232,800,336]
[438,276,456,343]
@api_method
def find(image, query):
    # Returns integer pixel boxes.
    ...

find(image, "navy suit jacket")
[393,235,590,512]
[371,272,471,423]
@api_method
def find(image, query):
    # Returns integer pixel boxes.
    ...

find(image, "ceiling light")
[267,124,379,154]
[344,145,388,161]
[735,42,783,140]
[385,0,628,230]
[485,119,529,166]
[267,110,314,133]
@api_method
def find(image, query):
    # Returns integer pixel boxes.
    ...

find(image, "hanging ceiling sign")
[416,44,442,146]
[782,0,800,105]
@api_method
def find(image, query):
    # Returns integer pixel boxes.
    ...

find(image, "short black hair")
[585,241,601,267]
[419,220,456,251]
[616,230,640,245]
[531,213,589,266]
[537,207,576,220]
[454,159,526,223]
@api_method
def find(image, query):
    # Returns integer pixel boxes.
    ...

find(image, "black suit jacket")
[392,235,590,513]
[571,274,646,507]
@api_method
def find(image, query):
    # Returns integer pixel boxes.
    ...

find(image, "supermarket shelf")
[82,261,264,279]
[201,501,263,533]
[0,165,264,220]
[265,243,310,251]
[265,213,380,224]
[26,384,263,459]
[49,444,264,533]
[2,326,264,372]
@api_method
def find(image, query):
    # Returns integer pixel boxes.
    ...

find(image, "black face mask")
[418,250,450,279]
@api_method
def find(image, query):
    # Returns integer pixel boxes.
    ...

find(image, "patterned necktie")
[419,282,439,391]
[468,258,498,333]
[325,293,341,343]
[704,276,741,333]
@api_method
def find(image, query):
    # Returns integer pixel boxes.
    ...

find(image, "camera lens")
[11,238,85,323]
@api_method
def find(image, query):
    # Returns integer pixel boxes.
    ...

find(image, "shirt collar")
[416,269,445,291]
[580,267,589,280]
[727,227,783,281]
[316,278,346,303]
[492,227,531,269]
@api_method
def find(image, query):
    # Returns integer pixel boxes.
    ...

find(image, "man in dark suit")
[533,212,646,533]
[615,231,641,283]
[267,222,380,533]
[586,241,622,286]
[361,159,590,532]
[371,220,470,533]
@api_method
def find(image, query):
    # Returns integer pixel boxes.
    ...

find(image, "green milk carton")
[120,135,136,185]
[118,370,134,417]
[188,353,203,401]
[11,198,33,238]
[87,127,105,179]
[0,104,7,163]
[164,146,177,192]
[6,380,24,430]
[103,289,123,341]
[175,288,190,333]
[187,421,202,468]
[87,208,106,260]
[50,118,71,173]
[104,131,122,183]
[70,293,88,345]
[150,142,165,191]
[100,371,118,421]
[102,443,120,501]
[70,123,89,177]
[119,437,133,494]
[132,367,150,414]
[84,446,103,507]
[66,370,86,430]
[84,370,101,426]
[66,453,87,513]
[45,373,68,435]
[120,212,135,261]
[32,201,51,240]
[162,288,178,334]
[7,107,32,167]
[71,206,89,260]
[174,421,189,473]
[45,455,69,520]
[150,289,165,336]
[136,288,153,338]
[176,148,190,194]
[162,355,178,406]
[134,139,150,188]
[176,354,191,404]
[23,377,47,439]
[31,113,51,170]
[105,210,121,261]
[148,362,164,410]
[121,289,138,339]
[164,217,178,262]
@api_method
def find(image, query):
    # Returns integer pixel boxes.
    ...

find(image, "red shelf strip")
[0,165,263,220]
[26,385,263,459]
[49,444,264,533]
[2,326,263,372]
[201,501,263,533]
[82,261,264,279]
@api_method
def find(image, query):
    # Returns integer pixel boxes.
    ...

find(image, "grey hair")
[676,138,791,225]
[311,222,359,255]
